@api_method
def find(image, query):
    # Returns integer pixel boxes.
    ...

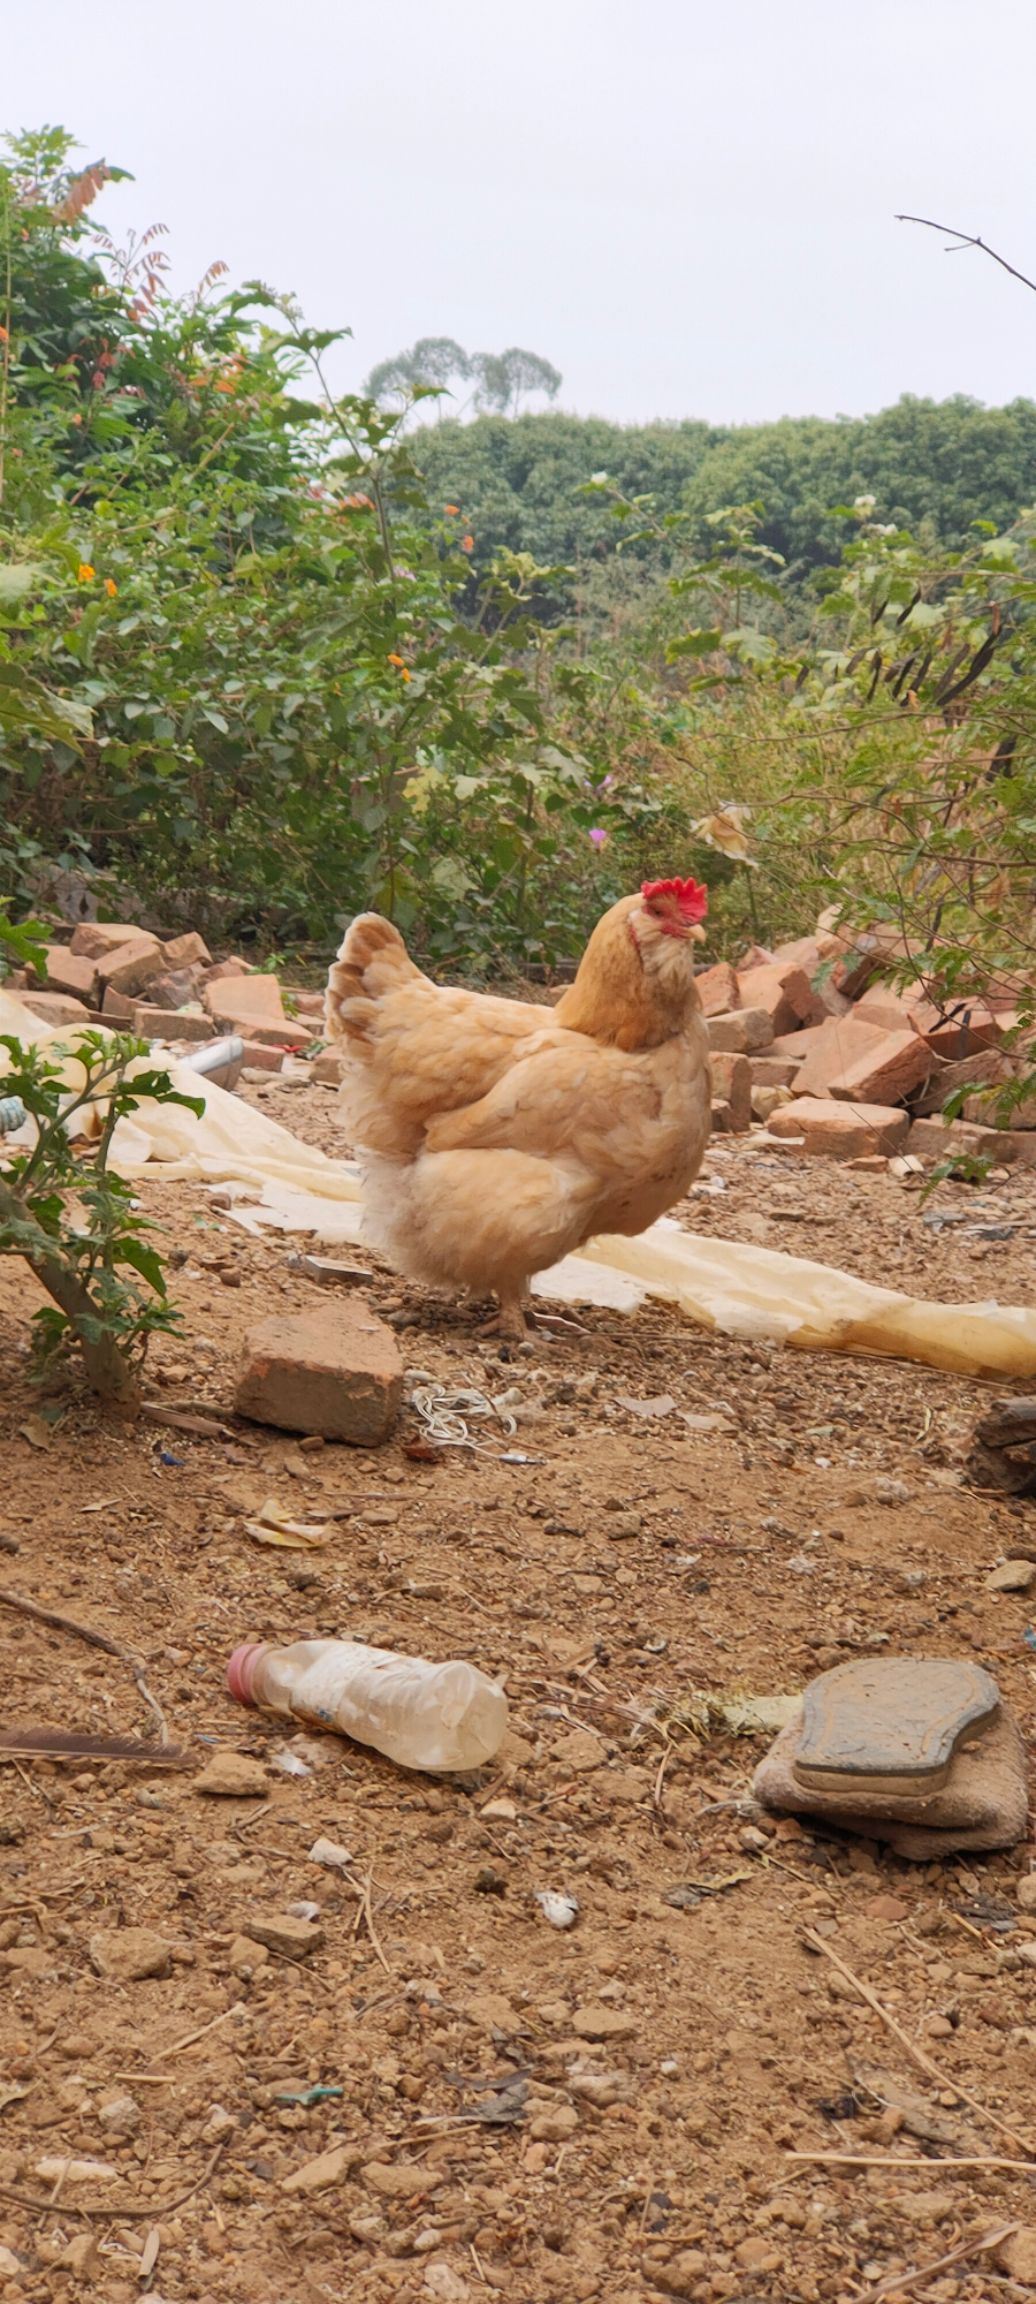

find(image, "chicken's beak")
[687,923,707,945]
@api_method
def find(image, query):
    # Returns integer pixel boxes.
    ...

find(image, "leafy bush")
[0,1027,200,1407]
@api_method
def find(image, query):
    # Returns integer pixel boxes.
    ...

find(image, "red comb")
[641,876,708,921]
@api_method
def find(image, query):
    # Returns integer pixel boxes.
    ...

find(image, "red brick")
[826,1027,931,1108]
[219,1009,313,1047]
[923,1006,1001,1059]
[914,1049,1009,1118]
[132,1004,215,1043]
[853,982,940,1035]
[240,1041,288,1073]
[735,962,806,1035]
[161,931,212,970]
[19,989,92,1028]
[767,1096,909,1159]
[694,961,740,1018]
[235,1304,403,1444]
[203,974,286,1026]
[70,921,150,960]
[749,1055,802,1089]
[282,986,326,1019]
[708,1051,751,1131]
[906,1116,1021,1164]
[43,944,97,1002]
[789,1017,891,1098]
[706,1007,774,1054]
[202,956,253,983]
[101,985,137,1021]
[95,934,165,999]
[310,1050,345,1086]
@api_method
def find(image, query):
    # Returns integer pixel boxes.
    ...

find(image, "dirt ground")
[2,1073,1036,2304]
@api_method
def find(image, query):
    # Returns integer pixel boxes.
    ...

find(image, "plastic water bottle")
[226,1638,508,1774]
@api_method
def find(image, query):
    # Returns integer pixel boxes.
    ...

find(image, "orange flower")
[387,653,405,667]
[77,563,95,582]
[461,534,474,554]
[445,503,459,516]
[104,577,118,597]
[0,325,8,344]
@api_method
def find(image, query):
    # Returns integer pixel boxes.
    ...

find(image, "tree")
[365,337,562,425]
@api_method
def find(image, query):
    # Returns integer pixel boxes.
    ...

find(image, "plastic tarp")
[3,988,1036,1378]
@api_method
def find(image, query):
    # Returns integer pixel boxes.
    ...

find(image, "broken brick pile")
[13,922,326,1075]
[9,910,1034,1173]
[698,921,1036,1167]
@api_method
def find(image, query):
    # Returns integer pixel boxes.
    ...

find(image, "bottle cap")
[226,1642,265,1705]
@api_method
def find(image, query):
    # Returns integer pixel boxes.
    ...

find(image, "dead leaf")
[139,2226,161,2282]
[616,1394,677,1419]
[0,2081,33,2113]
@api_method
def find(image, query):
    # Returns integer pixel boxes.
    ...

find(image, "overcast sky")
[9,0,1036,428]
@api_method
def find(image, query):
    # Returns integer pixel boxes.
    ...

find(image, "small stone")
[864,1893,909,1922]
[925,2014,954,2039]
[88,1927,172,1982]
[228,1934,270,1975]
[202,2104,239,2142]
[572,2003,639,2041]
[193,1751,269,1799]
[311,1050,344,1085]
[480,1797,517,1823]
[0,2246,22,2277]
[240,1911,325,1959]
[735,2236,782,2273]
[892,2189,956,2225]
[36,2155,119,2184]
[873,1477,912,1506]
[529,2105,579,2141]
[97,2092,142,2135]
[0,1945,54,1976]
[651,2249,708,2294]
[235,1303,403,1445]
[362,2159,435,2197]
[551,1729,606,1772]
[998,2227,1036,2283]
[1017,1874,1036,1912]
[986,1558,1036,1594]
[53,2232,100,2276]
[422,2264,470,2304]
[281,2142,359,2193]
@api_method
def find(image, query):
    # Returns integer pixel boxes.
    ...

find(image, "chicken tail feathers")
[325,911,419,1048]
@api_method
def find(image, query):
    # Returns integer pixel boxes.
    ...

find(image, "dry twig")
[0,1586,168,1743]
[868,2218,1018,2303]
[0,2141,226,2223]
[802,1928,1036,2161]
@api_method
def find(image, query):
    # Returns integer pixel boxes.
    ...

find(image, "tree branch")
[896,213,1036,297]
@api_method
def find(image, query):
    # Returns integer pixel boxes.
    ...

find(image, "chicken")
[325,877,712,1337]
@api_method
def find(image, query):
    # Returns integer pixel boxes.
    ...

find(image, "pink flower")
[588,827,607,847]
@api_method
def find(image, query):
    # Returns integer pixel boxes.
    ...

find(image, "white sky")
[9,0,1036,426]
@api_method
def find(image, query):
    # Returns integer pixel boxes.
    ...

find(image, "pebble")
[986,1557,1036,1593]
[281,2142,359,2193]
[863,1894,909,1922]
[998,2228,1036,2284]
[88,1927,173,1983]
[891,2188,957,2225]
[193,1751,269,1798]
[422,2265,470,2304]
[650,2252,708,2293]
[97,2092,142,2135]
[735,2236,782,2272]
[551,1729,606,1772]
[228,1933,271,1974]
[572,2003,639,2041]
[529,2105,579,2142]
[363,2159,435,2197]
[1017,1874,1036,1913]
[240,1911,325,1959]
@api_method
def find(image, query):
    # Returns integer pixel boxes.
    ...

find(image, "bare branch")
[896,213,1036,297]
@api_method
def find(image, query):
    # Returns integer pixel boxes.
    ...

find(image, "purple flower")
[588,827,607,848]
